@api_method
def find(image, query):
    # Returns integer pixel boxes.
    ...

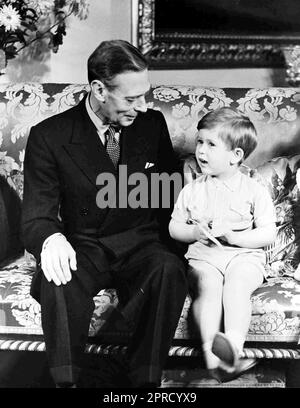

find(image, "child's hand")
[211,222,232,240]
[220,230,235,245]
[192,220,210,245]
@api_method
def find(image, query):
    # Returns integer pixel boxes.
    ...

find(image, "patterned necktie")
[105,126,120,167]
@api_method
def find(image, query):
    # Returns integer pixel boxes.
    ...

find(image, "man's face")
[98,69,150,127]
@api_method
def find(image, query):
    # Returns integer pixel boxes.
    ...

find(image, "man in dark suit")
[22,40,187,388]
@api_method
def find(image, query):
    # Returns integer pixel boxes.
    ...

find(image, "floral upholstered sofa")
[1,84,300,387]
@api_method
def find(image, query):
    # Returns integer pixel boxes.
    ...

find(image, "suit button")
[80,207,89,216]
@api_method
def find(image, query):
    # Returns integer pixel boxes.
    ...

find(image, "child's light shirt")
[171,171,277,274]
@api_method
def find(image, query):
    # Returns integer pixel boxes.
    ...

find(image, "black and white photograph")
[0,0,300,397]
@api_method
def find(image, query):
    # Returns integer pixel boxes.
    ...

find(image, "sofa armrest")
[0,178,23,265]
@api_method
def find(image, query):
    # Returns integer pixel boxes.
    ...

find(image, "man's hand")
[40,234,77,286]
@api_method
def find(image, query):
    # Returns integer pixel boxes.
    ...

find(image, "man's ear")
[90,80,106,102]
[230,147,244,165]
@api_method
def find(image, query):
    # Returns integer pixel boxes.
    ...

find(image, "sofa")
[1,83,300,388]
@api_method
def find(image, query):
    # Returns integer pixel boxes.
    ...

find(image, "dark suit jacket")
[22,97,181,265]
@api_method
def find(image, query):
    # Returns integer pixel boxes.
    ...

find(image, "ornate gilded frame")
[135,0,300,69]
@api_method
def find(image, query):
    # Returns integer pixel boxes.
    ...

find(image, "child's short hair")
[197,107,257,160]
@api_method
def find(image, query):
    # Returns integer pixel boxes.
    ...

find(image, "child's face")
[195,127,241,179]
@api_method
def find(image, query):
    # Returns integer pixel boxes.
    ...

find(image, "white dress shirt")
[85,93,120,144]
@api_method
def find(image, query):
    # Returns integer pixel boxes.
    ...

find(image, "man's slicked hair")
[87,40,148,88]
[197,107,257,160]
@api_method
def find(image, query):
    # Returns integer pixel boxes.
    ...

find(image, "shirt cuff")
[42,232,66,252]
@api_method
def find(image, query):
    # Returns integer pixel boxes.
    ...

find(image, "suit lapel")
[63,98,117,189]
[120,114,150,172]
[63,103,151,232]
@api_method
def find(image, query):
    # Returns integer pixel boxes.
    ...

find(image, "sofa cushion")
[1,255,300,344]
[254,155,300,278]
[0,255,131,342]
[1,84,300,348]
[1,85,300,201]
[175,278,300,343]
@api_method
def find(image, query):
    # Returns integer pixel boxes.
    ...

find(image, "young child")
[169,107,277,382]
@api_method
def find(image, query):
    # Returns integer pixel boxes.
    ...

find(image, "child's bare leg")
[223,261,263,355]
[189,261,224,369]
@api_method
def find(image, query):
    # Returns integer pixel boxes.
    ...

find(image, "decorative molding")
[168,346,300,359]
[1,339,299,360]
[282,46,300,86]
[144,40,285,69]
[0,339,127,355]
[136,0,300,69]
[137,0,154,55]
[131,0,139,47]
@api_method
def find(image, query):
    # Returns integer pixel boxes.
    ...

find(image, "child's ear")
[231,147,244,165]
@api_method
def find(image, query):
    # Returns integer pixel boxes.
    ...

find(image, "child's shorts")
[186,242,267,279]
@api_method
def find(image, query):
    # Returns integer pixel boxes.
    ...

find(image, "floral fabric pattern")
[0,255,125,338]
[0,84,300,197]
[0,83,89,199]
[255,156,300,278]
[1,255,300,342]
[1,84,300,344]
[174,278,300,341]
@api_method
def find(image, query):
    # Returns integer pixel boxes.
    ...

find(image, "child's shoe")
[209,358,257,383]
[212,332,239,367]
